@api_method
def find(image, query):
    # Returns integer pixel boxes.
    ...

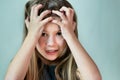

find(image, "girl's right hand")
[25,4,53,43]
[5,4,53,80]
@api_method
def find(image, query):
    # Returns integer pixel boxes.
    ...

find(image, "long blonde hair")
[24,0,79,80]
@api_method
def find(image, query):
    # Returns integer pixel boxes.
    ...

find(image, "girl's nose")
[46,36,56,47]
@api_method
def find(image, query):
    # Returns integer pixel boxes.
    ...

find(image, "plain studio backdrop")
[0,0,120,80]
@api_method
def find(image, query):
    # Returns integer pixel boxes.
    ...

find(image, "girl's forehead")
[44,22,60,32]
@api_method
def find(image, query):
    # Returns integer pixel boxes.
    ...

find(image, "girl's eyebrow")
[42,29,48,32]
[42,29,61,33]
[42,30,45,32]
[42,30,47,34]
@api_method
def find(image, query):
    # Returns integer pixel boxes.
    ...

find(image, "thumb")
[73,22,76,31]
[25,17,30,29]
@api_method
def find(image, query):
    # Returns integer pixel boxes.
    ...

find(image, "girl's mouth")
[46,50,59,55]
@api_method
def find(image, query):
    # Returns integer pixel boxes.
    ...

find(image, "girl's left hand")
[52,6,76,39]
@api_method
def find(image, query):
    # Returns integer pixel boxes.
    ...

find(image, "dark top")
[40,65,56,80]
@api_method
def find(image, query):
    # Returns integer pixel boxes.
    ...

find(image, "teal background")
[0,0,120,80]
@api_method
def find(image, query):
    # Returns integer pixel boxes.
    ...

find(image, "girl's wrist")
[25,33,38,47]
[63,31,76,40]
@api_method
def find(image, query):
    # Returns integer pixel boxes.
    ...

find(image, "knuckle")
[68,8,71,13]
[31,6,34,10]
[60,12,64,16]
[34,7,38,11]
[71,9,74,13]
[31,5,36,10]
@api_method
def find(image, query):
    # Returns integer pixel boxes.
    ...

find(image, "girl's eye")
[57,32,62,36]
[41,32,47,37]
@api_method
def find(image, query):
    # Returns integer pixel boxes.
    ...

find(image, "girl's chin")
[41,56,59,65]
[45,56,58,61]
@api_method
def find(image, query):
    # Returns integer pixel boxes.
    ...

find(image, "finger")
[60,6,70,16]
[33,4,43,18]
[37,10,51,21]
[52,19,62,26]
[60,6,74,20]
[30,4,37,20]
[25,17,30,29]
[52,10,66,20]
[40,17,53,26]
[73,22,76,31]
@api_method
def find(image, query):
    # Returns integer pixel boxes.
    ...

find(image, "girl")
[5,0,101,80]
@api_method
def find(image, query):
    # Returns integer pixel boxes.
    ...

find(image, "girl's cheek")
[56,35,65,40]
[39,37,47,46]
[56,37,66,46]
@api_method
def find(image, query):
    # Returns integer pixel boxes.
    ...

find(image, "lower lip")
[46,50,58,55]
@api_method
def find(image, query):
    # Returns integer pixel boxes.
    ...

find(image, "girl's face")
[36,22,67,61]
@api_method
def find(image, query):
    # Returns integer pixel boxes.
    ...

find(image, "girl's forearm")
[5,34,36,80]
[65,32,102,80]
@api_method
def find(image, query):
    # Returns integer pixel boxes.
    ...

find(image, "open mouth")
[46,50,59,55]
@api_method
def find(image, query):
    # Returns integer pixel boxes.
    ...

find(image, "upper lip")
[46,48,58,52]
[46,50,58,53]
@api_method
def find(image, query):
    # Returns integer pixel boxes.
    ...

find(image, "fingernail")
[52,10,55,12]
[38,4,42,6]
